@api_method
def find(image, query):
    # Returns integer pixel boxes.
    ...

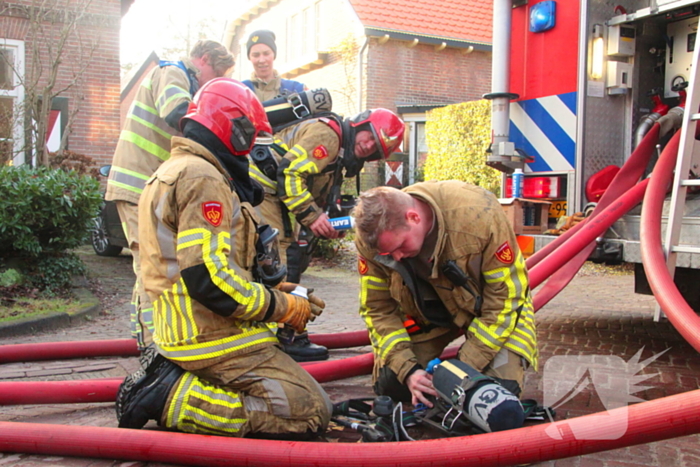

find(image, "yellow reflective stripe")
[181,407,243,434]
[120,130,171,161]
[158,328,279,361]
[128,108,173,139]
[284,192,313,210]
[377,328,411,360]
[273,138,289,151]
[358,275,404,357]
[249,164,276,189]
[107,179,142,195]
[166,371,192,428]
[282,144,318,210]
[157,83,189,113]
[111,165,151,181]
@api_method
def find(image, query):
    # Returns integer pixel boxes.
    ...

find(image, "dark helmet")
[348,108,404,161]
[181,78,272,155]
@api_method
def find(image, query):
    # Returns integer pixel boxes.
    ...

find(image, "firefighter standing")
[248,108,405,362]
[242,29,306,100]
[105,40,235,350]
[352,181,538,407]
[116,78,332,438]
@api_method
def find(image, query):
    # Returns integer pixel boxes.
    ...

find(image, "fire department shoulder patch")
[495,242,514,264]
[358,256,369,275]
[202,201,223,227]
[312,145,328,159]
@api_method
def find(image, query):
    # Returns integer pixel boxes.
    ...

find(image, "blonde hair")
[354,186,413,249]
[190,40,235,77]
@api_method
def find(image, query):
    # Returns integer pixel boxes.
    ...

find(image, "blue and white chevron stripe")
[509,91,577,173]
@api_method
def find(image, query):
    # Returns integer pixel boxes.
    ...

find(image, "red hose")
[0,379,121,405]
[640,130,700,352]
[0,330,371,364]
[0,339,139,363]
[526,123,659,269]
[1,389,699,466]
[0,348,459,406]
[529,180,648,291]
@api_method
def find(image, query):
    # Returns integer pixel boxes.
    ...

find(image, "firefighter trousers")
[160,345,332,437]
[116,201,153,350]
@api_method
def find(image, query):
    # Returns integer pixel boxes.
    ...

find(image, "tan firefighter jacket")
[138,137,295,370]
[106,58,199,205]
[245,71,306,102]
[355,180,538,385]
[248,118,342,226]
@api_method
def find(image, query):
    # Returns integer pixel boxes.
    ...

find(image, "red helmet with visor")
[181,78,271,155]
[349,108,404,161]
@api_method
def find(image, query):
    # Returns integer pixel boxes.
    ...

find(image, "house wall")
[229,0,492,190]
[0,0,121,168]
[365,38,492,109]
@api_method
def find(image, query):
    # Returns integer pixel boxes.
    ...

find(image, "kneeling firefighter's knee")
[373,365,412,403]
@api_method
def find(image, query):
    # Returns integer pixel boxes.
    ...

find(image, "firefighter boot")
[116,350,184,429]
[283,331,329,362]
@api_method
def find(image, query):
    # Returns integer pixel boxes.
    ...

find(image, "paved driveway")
[0,246,699,466]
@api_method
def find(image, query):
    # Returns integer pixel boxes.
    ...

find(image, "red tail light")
[506,176,561,198]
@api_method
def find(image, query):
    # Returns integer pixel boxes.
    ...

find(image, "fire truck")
[486,0,700,308]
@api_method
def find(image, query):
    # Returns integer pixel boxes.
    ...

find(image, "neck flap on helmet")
[340,119,366,179]
[183,120,264,206]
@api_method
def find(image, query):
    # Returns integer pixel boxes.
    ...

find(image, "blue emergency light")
[530,1,556,33]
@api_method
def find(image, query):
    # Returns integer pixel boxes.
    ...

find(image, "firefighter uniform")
[105,58,200,348]
[244,71,305,102]
[355,180,538,396]
[249,118,342,280]
[138,136,332,436]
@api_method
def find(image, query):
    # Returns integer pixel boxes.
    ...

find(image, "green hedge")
[0,166,101,294]
[424,100,502,195]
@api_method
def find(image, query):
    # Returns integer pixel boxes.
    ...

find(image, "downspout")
[357,36,369,112]
[484,0,520,174]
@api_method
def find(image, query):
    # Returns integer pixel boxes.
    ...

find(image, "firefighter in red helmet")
[116,78,332,438]
[248,107,405,361]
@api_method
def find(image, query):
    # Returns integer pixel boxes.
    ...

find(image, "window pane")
[0,48,15,90]
[416,122,429,164]
[0,97,13,138]
[0,97,13,165]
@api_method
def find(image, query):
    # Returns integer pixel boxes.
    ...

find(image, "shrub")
[24,252,86,296]
[0,269,22,288]
[424,100,502,195]
[0,165,102,258]
[49,150,100,179]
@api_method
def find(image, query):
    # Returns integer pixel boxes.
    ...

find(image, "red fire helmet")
[349,108,404,160]
[181,78,272,155]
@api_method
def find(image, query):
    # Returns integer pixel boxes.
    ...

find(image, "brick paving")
[0,248,699,466]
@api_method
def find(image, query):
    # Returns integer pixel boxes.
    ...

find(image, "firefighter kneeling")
[353,182,538,435]
[115,78,331,439]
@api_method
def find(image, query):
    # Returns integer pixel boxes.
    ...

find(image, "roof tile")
[348,0,492,44]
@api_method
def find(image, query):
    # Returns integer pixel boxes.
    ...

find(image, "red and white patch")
[312,145,328,159]
[358,256,369,275]
[202,201,223,227]
[495,242,514,264]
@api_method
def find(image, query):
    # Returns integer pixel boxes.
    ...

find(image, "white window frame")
[403,114,428,185]
[0,38,25,166]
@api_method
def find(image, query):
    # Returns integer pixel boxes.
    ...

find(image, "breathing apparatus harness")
[158,60,199,96]
[250,88,364,238]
